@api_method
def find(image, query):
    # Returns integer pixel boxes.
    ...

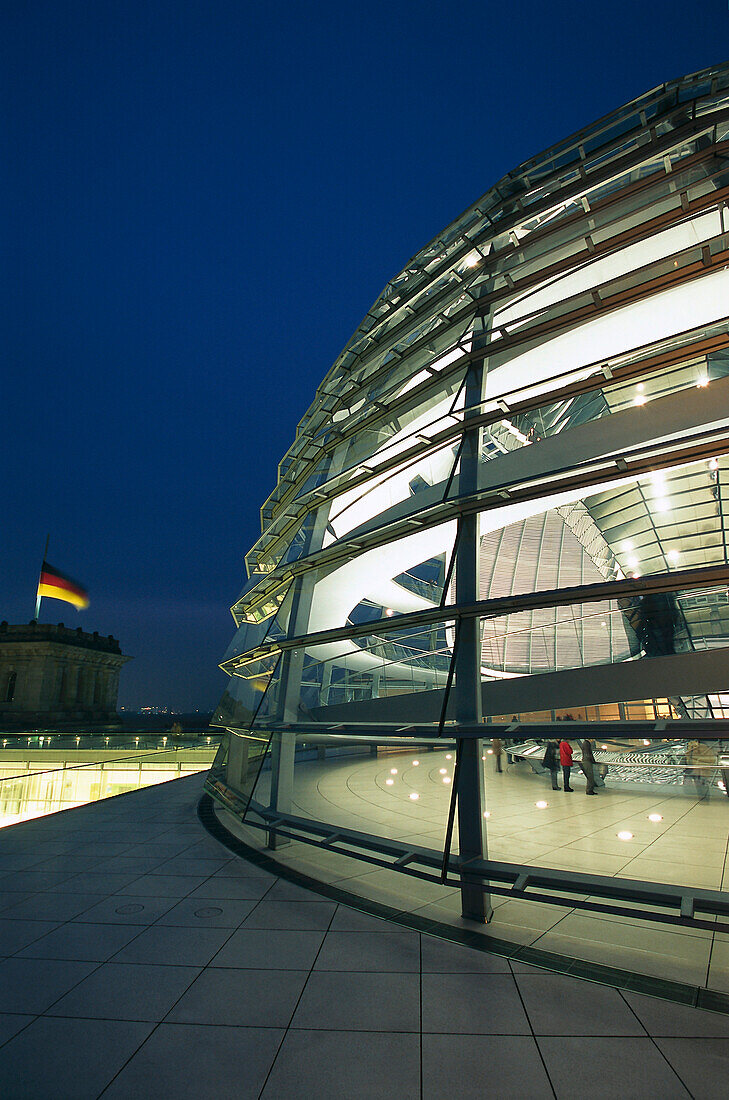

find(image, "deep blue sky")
[1,1,725,710]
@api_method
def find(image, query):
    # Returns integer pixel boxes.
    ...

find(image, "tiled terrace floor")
[0,773,728,1098]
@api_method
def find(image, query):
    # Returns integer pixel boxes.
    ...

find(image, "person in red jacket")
[559,740,574,792]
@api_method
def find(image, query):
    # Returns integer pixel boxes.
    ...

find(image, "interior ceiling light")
[536,800,548,808]
[617,831,633,840]
[634,394,647,406]
[409,792,419,800]
[648,813,663,822]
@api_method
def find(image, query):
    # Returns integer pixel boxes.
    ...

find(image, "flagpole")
[34,533,49,621]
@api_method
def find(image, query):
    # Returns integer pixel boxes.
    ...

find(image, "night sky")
[1,1,725,711]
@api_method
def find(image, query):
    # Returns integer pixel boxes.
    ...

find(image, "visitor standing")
[542,739,560,790]
[492,737,503,773]
[560,739,574,792]
[580,738,597,795]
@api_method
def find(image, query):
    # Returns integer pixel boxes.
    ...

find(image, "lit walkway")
[241,747,729,991]
[1,774,728,1098]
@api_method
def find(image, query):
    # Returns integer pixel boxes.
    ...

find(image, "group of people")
[541,737,603,794]
[489,735,602,794]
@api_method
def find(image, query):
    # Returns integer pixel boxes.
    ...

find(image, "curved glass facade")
[207,62,729,991]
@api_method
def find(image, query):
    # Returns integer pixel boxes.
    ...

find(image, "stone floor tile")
[422,1033,553,1099]
[167,966,308,1027]
[0,852,50,872]
[516,973,646,1036]
[241,900,336,931]
[1,890,105,922]
[291,970,420,1032]
[49,871,143,895]
[187,876,275,900]
[71,895,177,924]
[89,855,168,875]
[0,1015,154,1100]
[262,1028,420,1100]
[103,1022,283,1099]
[654,1037,729,1098]
[422,973,531,1035]
[328,906,398,933]
[0,917,62,955]
[153,857,232,876]
[421,936,512,974]
[111,923,232,966]
[211,927,325,970]
[18,921,143,962]
[622,991,729,1037]
[0,869,76,892]
[263,879,329,902]
[0,892,33,914]
[47,961,200,1021]
[113,874,205,897]
[209,860,277,880]
[0,957,97,1013]
[0,1013,35,1047]
[538,1036,690,1098]
[314,930,421,972]
[154,896,257,927]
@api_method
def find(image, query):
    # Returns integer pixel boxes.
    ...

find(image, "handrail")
[205,778,729,935]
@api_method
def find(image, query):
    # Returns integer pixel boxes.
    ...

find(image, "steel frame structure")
[208,61,729,930]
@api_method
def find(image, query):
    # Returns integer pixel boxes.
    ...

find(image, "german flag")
[37,562,89,609]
